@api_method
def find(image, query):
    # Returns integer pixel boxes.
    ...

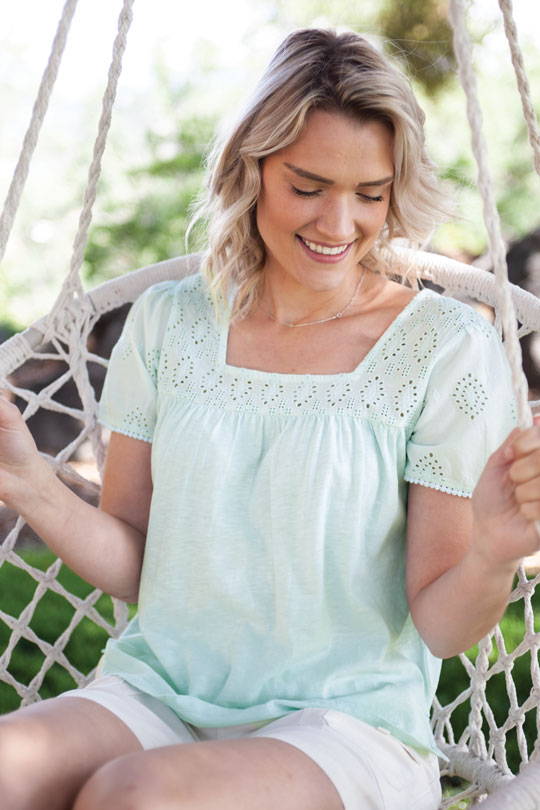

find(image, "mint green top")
[98,272,517,756]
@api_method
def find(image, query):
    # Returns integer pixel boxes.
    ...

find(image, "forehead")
[267,109,394,180]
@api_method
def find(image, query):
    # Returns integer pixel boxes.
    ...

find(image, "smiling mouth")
[297,235,352,256]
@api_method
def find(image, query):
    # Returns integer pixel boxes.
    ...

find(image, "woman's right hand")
[0,394,46,507]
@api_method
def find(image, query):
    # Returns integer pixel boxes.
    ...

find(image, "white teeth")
[300,237,349,256]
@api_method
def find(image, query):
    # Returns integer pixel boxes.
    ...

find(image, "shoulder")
[374,278,495,342]
[121,273,211,352]
[414,288,498,349]
[131,272,210,322]
[135,272,205,306]
[418,288,495,331]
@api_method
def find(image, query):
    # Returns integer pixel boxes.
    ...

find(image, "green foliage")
[2,2,540,327]
[82,116,216,287]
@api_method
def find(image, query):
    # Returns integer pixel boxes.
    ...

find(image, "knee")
[0,713,56,807]
[73,753,176,810]
[0,710,51,766]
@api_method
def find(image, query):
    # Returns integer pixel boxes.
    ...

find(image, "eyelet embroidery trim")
[151,281,441,423]
[404,477,473,498]
[122,407,154,440]
[103,277,511,483]
[452,373,488,420]
[156,280,496,428]
[408,451,445,482]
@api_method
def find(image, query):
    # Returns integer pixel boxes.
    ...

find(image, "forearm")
[9,457,144,602]
[410,539,519,659]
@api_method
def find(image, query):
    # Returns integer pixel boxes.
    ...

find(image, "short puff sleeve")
[404,320,518,497]
[98,281,175,442]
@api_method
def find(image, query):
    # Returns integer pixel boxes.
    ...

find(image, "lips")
[295,235,355,264]
[297,235,352,256]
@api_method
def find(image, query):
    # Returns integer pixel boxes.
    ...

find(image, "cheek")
[368,201,390,233]
[257,193,306,239]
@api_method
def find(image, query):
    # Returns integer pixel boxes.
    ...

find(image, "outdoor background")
[1,0,540,331]
[2,4,540,794]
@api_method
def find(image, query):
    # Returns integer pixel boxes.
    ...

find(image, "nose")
[315,195,357,243]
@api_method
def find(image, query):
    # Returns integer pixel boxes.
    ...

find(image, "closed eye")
[291,186,320,198]
[359,193,384,203]
[291,186,383,203]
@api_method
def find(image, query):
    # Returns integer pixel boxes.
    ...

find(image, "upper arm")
[406,482,473,610]
[99,431,153,538]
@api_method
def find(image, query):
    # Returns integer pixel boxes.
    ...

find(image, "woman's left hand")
[471,415,540,569]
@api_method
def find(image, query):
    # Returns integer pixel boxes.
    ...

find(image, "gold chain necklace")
[259,269,367,328]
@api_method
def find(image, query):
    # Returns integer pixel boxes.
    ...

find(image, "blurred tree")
[2,0,535,329]
[83,115,215,285]
[378,0,456,96]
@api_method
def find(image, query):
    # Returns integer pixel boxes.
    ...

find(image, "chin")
[296,265,356,288]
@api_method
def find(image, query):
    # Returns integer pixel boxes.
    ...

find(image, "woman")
[1,28,540,810]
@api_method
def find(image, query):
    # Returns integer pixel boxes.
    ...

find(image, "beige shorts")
[61,675,442,810]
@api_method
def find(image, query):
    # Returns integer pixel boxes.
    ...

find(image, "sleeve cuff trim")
[404,476,473,498]
[98,419,153,443]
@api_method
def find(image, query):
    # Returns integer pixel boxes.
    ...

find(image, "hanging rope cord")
[44,0,135,338]
[448,0,531,430]
[0,0,135,474]
[0,0,134,338]
[0,0,80,264]
[498,0,540,177]
[448,2,540,808]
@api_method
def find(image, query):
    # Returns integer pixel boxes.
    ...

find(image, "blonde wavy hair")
[189,28,451,323]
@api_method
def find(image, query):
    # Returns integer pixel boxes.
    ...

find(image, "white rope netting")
[1,2,540,808]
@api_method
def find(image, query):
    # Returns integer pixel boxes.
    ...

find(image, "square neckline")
[218,287,432,381]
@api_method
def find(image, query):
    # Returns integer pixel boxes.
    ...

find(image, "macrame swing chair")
[1,0,540,806]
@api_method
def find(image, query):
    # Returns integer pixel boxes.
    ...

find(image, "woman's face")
[256,109,394,294]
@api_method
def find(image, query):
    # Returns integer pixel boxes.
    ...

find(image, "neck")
[259,265,369,325]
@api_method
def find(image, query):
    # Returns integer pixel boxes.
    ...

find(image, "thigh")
[60,674,197,748]
[73,706,442,810]
[73,735,345,810]
[251,708,442,810]
[0,691,142,810]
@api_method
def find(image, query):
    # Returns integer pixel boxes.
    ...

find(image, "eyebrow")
[284,162,394,187]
